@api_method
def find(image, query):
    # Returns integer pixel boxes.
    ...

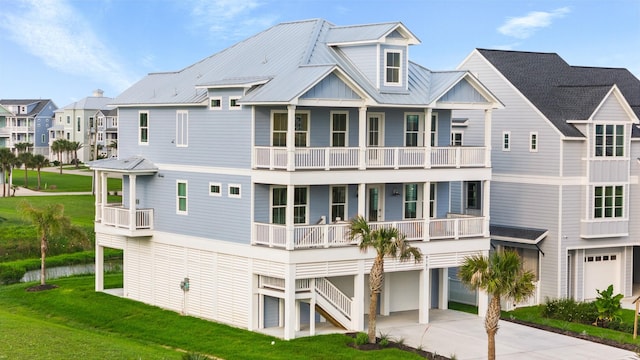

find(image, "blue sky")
[0,0,638,108]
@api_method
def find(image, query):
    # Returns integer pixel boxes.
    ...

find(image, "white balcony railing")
[253,216,485,249]
[101,205,153,230]
[254,146,486,170]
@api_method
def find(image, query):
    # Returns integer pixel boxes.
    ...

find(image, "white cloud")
[498,7,570,39]
[186,0,278,40]
[0,0,134,92]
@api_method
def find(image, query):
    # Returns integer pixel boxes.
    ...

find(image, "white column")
[352,260,365,331]
[482,180,491,237]
[309,278,316,336]
[358,107,367,170]
[381,273,390,316]
[287,105,296,172]
[295,300,301,332]
[424,108,433,168]
[100,172,108,221]
[438,268,449,309]
[484,109,492,167]
[286,184,294,250]
[283,264,296,340]
[247,261,257,331]
[418,265,430,323]
[358,183,366,217]
[423,182,430,241]
[129,174,137,230]
[94,171,102,220]
[477,249,489,317]
[95,244,104,291]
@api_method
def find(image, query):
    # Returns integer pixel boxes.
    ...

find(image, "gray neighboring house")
[456,49,640,304]
[90,19,502,339]
[0,99,57,155]
[92,108,118,158]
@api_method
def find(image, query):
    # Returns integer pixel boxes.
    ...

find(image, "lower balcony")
[97,204,154,237]
[253,215,486,249]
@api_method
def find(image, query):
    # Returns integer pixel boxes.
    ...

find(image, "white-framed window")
[430,113,438,146]
[331,111,348,147]
[41,134,45,143]
[405,113,423,147]
[66,116,70,124]
[529,132,538,152]
[384,49,402,86]
[209,97,222,110]
[228,184,241,198]
[97,132,103,142]
[595,124,624,157]
[594,185,623,218]
[176,110,188,147]
[66,133,70,140]
[177,180,188,214]
[97,117,104,128]
[139,111,149,144]
[330,185,347,222]
[229,96,241,110]
[112,117,117,127]
[451,131,463,146]
[271,111,309,147]
[502,131,510,151]
[270,186,308,224]
[403,183,420,219]
[429,183,436,218]
[466,181,481,210]
[209,182,221,197]
[77,117,81,131]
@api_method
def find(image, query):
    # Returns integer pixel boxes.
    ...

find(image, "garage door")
[584,251,620,300]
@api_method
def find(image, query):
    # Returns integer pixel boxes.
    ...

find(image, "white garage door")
[584,251,620,300]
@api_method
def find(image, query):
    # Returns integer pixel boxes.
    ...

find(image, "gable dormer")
[326,22,419,92]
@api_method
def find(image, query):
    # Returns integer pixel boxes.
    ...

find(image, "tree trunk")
[40,235,47,285]
[485,294,501,360]
[368,256,384,343]
[37,168,41,190]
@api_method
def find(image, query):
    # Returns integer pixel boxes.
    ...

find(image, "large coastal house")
[92,108,118,159]
[90,19,501,339]
[455,49,640,304]
[50,89,113,163]
[0,99,57,155]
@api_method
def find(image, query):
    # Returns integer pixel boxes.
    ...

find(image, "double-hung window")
[271,111,309,147]
[467,181,481,210]
[404,184,419,219]
[330,185,347,222]
[595,124,624,157]
[271,187,308,224]
[331,112,348,147]
[594,185,623,218]
[405,114,421,147]
[139,111,149,144]
[385,50,401,85]
[177,181,187,214]
[176,110,188,147]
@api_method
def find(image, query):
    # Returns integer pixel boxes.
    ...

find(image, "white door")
[584,250,620,300]
[366,184,385,222]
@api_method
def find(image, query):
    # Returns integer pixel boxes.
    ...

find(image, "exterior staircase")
[313,277,353,330]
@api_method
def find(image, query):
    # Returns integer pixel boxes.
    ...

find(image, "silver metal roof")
[88,156,158,173]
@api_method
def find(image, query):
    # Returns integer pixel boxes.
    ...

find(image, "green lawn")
[10,168,121,192]
[0,275,423,360]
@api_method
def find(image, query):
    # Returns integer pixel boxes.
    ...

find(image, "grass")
[0,275,423,360]
[10,168,121,192]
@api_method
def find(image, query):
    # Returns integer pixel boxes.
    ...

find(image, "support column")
[418,265,430,323]
[477,249,489,317]
[484,109,492,167]
[247,261,257,331]
[309,278,316,336]
[358,107,367,170]
[381,273,390,316]
[95,244,104,291]
[95,171,102,220]
[438,268,449,309]
[482,180,491,237]
[101,172,108,217]
[286,184,294,250]
[287,105,296,172]
[352,260,365,331]
[424,108,433,168]
[283,264,296,340]
[129,174,137,230]
[423,181,430,241]
[357,183,366,217]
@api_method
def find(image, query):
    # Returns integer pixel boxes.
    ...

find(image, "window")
[229,96,241,110]
[209,97,222,110]
[271,187,308,224]
[97,132,103,142]
[405,114,420,147]
[228,184,241,198]
[404,184,419,219]
[66,116,70,124]
[330,186,347,222]
[209,182,221,197]
[429,183,436,218]
[176,110,188,147]
[89,117,94,129]
[77,117,81,131]
[530,132,538,152]
[502,131,510,151]
[97,117,104,127]
[112,117,117,127]
[331,112,348,147]
[41,134,45,143]
[430,113,437,146]
[139,111,149,144]
[384,50,401,85]
[594,185,623,218]
[177,181,187,214]
[451,131,463,146]
[466,181,481,209]
[66,133,70,140]
[595,124,624,157]
[271,111,309,147]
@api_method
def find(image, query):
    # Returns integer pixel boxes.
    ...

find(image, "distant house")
[90,19,501,339]
[93,108,118,159]
[456,49,640,304]
[0,99,57,155]
[50,89,113,163]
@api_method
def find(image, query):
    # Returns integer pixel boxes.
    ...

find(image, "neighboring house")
[455,49,640,304]
[49,89,113,163]
[92,108,118,158]
[90,19,501,339]
[0,99,57,155]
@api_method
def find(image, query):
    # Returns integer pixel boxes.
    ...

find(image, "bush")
[52,160,60,167]
[0,263,26,285]
[542,297,597,324]
[355,332,369,346]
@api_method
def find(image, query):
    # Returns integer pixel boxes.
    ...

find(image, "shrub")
[542,297,597,324]
[594,284,624,326]
[0,263,26,285]
[355,332,369,346]
[182,353,209,360]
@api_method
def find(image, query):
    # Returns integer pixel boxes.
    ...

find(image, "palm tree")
[458,250,536,360]
[51,139,66,174]
[31,154,49,190]
[17,201,86,286]
[348,215,422,343]
[14,141,33,154]
[18,152,34,187]
[0,148,17,197]
[69,141,82,168]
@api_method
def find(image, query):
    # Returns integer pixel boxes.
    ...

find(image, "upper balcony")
[97,204,154,237]
[254,146,486,170]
